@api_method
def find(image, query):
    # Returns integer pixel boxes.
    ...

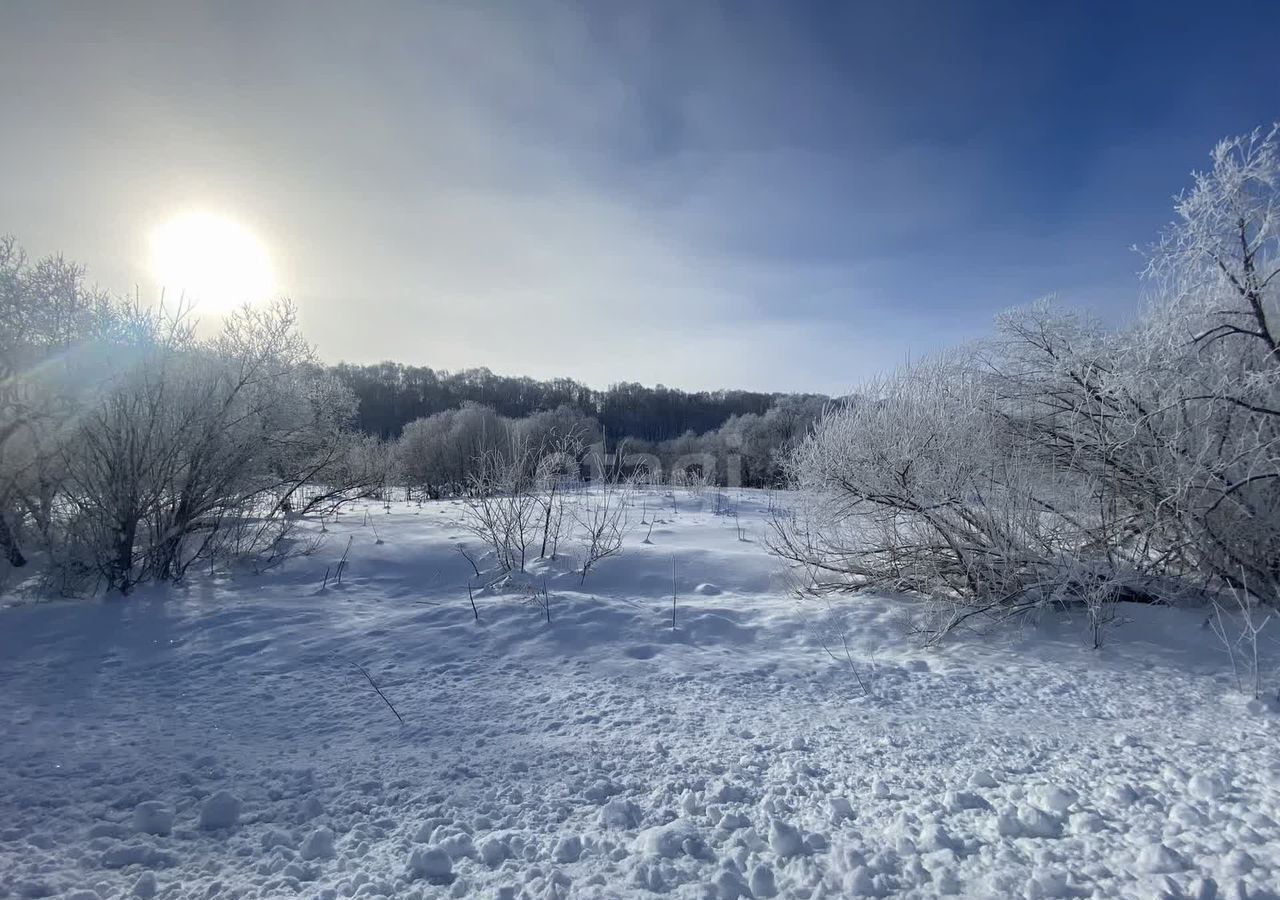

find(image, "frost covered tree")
[396,403,510,500]
[462,435,547,574]
[772,124,1280,641]
[0,236,386,594]
[0,238,123,569]
[573,454,632,583]
[59,300,374,591]
[1140,124,1280,599]
[769,354,1101,640]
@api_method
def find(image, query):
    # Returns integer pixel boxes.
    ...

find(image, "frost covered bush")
[396,403,509,501]
[770,354,1119,642]
[773,124,1280,643]
[396,403,599,501]
[459,436,633,582]
[573,464,632,582]
[462,439,547,574]
[0,245,386,593]
[0,238,124,570]
[56,301,386,591]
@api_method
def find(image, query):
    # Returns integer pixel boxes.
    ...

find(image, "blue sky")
[2,1,1277,393]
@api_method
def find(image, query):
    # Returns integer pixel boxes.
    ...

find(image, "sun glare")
[149,211,275,311]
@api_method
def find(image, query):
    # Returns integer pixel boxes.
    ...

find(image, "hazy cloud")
[2,0,1276,392]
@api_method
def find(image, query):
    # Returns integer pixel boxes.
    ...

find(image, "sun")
[149,211,276,311]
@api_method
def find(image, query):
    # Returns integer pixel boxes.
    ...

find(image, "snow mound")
[634,819,706,859]
[197,791,241,830]
[130,802,174,836]
[406,845,453,883]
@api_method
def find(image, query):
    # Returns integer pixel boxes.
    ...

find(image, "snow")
[766,819,806,859]
[599,799,642,831]
[298,827,335,861]
[130,803,174,837]
[1137,842,1187,875]
[406,845,453,883]
[634,819,706,860]
[197,791,242,831]
[552,836,583,864]
[131,872,157,898]
[1,488,1278,899]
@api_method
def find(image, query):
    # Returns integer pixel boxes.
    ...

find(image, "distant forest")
[331,362,829,445]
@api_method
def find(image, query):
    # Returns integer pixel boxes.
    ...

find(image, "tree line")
[392,393,829,500]
[331,360,828,445]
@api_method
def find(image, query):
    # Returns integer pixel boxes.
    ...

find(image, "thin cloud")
[2,2,1277,393]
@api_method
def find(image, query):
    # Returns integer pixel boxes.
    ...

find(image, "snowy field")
[1,489,1278,900]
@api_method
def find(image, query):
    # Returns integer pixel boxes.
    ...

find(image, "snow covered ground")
[1,489,1278,900]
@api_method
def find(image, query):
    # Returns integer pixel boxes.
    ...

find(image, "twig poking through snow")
[457,545,482,579]
[804,600,871,697]
[351,662,405,725]
[335,536,353,585]
[671,556,677,630]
